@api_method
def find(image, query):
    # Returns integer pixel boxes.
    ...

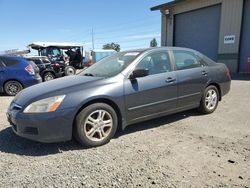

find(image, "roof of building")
[150,0,186,11]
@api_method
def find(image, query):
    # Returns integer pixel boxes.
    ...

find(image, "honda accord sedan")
[7,47,231,147]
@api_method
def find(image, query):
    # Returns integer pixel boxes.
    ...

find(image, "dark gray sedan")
[7,47,231,147]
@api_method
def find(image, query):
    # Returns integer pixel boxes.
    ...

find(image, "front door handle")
[166,77,176,83]
[202,70,208,76]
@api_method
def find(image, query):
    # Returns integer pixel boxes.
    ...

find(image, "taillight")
[25,64,35,75]
[226,67,230,77]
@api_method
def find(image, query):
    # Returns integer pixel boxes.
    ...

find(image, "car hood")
[13,75,103,106]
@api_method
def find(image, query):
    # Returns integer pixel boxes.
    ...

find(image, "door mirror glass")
[129,69,149,79]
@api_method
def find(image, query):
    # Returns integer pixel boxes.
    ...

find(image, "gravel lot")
[0,79,250,188]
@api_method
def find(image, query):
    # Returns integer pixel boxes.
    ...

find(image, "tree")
[103,43,120,52]
[150,38,158,47]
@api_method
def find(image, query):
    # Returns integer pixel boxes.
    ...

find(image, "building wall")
[217,0,243,73]
[160,0,244,73]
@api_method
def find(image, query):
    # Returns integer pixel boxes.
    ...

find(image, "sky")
[0,0,169,53]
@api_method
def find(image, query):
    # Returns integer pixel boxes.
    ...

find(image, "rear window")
[0,57,19,67]
[0,59,4,67]
[28,60,38,68]
[200,54,216,66]
[43,59,51,64]
[28,59,41,65]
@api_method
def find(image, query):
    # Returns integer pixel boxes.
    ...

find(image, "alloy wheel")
[205,89,218,110]
[83,110,113,142]
[5,81,22,96]
[44,73,54,81]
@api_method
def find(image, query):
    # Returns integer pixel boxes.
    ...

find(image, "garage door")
[239,0,250,73]
[174,5,221,61]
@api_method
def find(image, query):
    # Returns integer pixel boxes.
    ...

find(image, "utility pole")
[92,28,94,50]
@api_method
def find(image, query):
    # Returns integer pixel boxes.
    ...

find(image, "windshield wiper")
[84,73,94,77]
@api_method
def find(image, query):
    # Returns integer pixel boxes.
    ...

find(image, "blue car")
[0,56,42,96]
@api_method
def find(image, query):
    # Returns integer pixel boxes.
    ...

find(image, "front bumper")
[7,106,75,143]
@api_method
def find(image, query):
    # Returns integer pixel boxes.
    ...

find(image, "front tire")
[199,85,219,114]
[74,103,118,147]
[4,80,23,96]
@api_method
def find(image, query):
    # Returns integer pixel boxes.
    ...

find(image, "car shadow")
[0,109,200,156]
[114,109,199,138]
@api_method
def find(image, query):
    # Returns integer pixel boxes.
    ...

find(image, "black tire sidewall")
[4,81,23,96]
[200,85,219,114]
[64,66,76,76]
[43,72,55,81]
[75,103,118,147]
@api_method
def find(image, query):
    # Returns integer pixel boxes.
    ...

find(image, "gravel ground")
[0,79,250,188]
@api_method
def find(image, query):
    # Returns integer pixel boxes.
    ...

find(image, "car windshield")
[79,51,141,77]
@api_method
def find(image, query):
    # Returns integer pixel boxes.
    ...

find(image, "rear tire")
[64,66,76,76]
[74,103,118,147]
[4,80,23,96]
[42,72,55,82]
[198,85,219,114]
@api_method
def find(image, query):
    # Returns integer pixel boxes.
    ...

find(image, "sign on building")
[224,35,235,44]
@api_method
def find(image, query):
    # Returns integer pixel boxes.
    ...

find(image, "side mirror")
[129,69,149,79]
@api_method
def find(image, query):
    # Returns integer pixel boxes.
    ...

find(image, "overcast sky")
[0,0,169,52]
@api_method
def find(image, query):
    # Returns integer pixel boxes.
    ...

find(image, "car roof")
[122,47,197,53]
[0,55,26,61]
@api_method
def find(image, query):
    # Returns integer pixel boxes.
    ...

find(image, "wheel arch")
[73,98,123,134]
[206,82,222,101]
[3,79,24,95]
[3,79,24,88]
[41,70,56,78]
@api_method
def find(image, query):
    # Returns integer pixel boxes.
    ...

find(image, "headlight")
[23,95,66,113]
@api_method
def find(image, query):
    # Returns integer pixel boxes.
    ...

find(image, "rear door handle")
[166,77,176,83]
[202,70,208,76]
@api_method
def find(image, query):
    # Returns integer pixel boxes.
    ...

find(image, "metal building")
[151,0,250,73]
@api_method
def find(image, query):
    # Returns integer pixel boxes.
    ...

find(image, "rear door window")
[173,51,202,70]
[1,57,19,67]
[33,59,42,65]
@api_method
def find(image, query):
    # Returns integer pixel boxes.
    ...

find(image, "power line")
[67,25,160,43]
[94,35,160,45]
[94,29,160,41]
[65,16,161,41]
[94,26,160,39]
[93,19,160,34]
[66,23,160,42]
[97,14,160,32]
[92,28,94,50]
